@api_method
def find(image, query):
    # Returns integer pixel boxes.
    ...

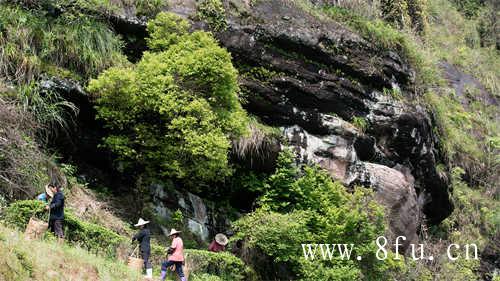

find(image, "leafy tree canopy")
[88,12,248,183]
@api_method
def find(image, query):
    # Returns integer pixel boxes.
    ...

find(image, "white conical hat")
[168,228,182,236]
[134,218,150,227]
[215,233,229,246]
[45,184,54,198]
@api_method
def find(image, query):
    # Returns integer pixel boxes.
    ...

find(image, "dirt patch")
[66,185,131,236]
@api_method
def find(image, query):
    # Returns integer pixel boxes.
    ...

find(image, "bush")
[135,0,167,17]
[185,249,256,281]
[0,224,142,280]
[4,200,127,257]
[3,200,47,229]
[233,150,396,280]
[149,246,254,281]
[196,0,227,31]
[88,12,248,184]
[63,212,126,257]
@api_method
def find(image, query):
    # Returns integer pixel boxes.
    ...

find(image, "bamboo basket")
[24,217,48,240]
[127,245,144,271]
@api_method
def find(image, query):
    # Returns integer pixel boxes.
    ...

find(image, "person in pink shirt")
[160,229,185,281]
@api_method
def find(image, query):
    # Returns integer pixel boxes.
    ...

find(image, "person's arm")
[132,229,144,242]
[167,238,178,253]
[208,241,216,252]
[50,193,63,209]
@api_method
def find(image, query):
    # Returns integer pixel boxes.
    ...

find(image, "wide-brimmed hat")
[168,229,182,236]
[134,218,150,227]
[215,233,229,246]
[45,184,54,198]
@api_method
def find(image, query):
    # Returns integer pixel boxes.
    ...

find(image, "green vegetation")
[0,4,126,83]
[351,116,368,133]
[3,200,127,257]
[380,0,428,33]
[233,150,399,280]
[0,224,141,280]
[196,0,228,31]
[185,249,256,281]
[88,12,249,184]
[2,199,254,280]
[383,87,403,100]
[16,82,78,143]
[135,0,167,17]
[321,5,437,85]
[0,91,49,201]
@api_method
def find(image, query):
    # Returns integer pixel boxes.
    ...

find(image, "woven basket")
[127,256,144,271]
[24,217,48,240]
[127,246,143,271]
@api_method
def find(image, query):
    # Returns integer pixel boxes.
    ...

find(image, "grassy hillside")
[0,225,142,281]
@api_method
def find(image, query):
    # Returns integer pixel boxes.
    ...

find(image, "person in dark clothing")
[132,218,152,279]
[45,183,64,243]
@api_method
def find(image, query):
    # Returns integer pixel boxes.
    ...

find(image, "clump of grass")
[351,116,368,132]
[16,82,79,144]
[321,5,436,82]
[232,117,281,166]
[0,4,126,83]
[383,87,403,99]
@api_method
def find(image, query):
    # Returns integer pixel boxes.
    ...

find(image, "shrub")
[0,224,142,280]
[63,212,127,257]
[3,200,47,229]
[88,12,248,184]
[146,11,190,51]
[149,246,254,281]
[4,200,127,257]
[234,150,394,280]
[135,0,167,17]
[185,249,256,281]
[196,0,227,31]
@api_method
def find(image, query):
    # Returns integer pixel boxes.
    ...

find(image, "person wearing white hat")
[160,229,185,281]
[208,233,229,252]
[36,184,54,203]
[132,218,152,279]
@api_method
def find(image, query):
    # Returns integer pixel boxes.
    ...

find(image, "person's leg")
[142,250,152,278]
[54,220,64,244]
[48,219,55,234]
[175,261,186,281]
[160,260,174,281]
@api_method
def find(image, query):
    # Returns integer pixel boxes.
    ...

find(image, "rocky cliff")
[31,0,455,248]
[214,0,453,247]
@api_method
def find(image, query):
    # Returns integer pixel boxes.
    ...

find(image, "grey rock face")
[213,0,452,242]
[150,182,231,242]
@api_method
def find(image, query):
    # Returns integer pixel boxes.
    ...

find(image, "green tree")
[88,12,248,184]
[234,150,399,280]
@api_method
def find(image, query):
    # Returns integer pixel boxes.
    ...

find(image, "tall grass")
[0,4,126,83]
[0,93,49,200]
[0,224,142,280]
[16,82,79,144]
